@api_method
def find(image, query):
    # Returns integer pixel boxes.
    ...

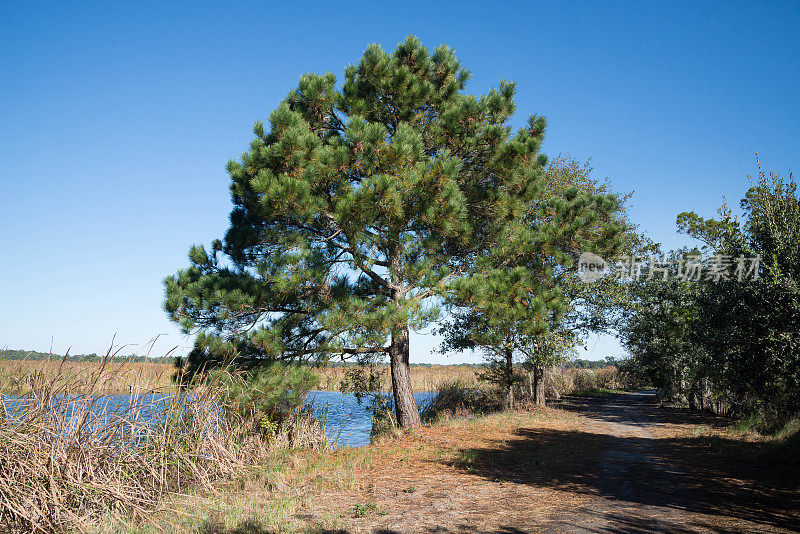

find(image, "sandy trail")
[543,391,798,533]
[309,391,799,533]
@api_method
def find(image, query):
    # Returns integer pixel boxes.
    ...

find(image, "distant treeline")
[2,348,618,370]
[0,348,176,364]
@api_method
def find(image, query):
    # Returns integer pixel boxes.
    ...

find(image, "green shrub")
[209,364,326,448]
[369,393,397,440]
[420,380,501,422]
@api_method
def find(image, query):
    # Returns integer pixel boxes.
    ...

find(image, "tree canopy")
[622,164,800,423]
[164,36,620,426]
[440,156,628,406]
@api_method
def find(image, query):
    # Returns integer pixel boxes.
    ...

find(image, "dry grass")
[0,359,175,395]
[549,366,629,395]
[0,360,627,397]
[97,448,370,533]
[0,356,329,533]
[313,365,480,392]
[0,360,482,396]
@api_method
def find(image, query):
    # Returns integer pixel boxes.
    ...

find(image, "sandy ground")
[305,391,800,533]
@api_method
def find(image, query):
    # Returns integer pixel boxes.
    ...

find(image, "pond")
[306,390,437,447]
[3,390,437,448]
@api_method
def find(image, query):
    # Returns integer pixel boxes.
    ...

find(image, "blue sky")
[1,1,798,362]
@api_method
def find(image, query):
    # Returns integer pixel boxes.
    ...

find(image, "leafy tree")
[165,36,555,427]
[623,164,800,422]
[441,156,627,407]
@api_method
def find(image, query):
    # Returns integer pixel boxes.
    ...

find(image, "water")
[306,390,437,447]
[3,390,436,448]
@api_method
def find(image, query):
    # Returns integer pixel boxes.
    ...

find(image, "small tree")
[165,36,555,428]
[442,156,628,407]
[440,266,560,409]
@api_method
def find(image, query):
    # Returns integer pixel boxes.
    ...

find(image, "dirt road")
[311,391,799,533]
[543,391,799,533]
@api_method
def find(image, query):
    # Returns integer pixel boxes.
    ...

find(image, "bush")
[420,380,501,422]
[210,364,328,450]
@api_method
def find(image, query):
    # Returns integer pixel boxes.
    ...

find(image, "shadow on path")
[447,391,799,533]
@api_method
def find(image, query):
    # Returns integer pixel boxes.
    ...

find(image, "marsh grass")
[1,360,630,399]
[0,358,175,395]
[314,365,480,392]
[0,354,329,533]
[0,360,482,395]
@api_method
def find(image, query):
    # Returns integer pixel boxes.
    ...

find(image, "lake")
[306,390,437,447]
[3,390,437,448]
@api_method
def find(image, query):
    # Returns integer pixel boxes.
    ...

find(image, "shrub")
[210,364,328,450]
[420,380,501,422]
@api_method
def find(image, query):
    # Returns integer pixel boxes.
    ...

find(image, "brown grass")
[550,366,630,395]
[0,357,329,533]
[0,360,483,395]
[0,359,629,397]
[313,365,480,392]
[0,359,176,395]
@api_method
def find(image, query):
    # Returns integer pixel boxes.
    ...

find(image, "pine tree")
[165,36,554,428]
[441,156,627,407]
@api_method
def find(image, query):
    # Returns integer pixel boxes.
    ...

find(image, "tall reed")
[313,365,480,392]
[0,355,326,533]
[0,359,175,395]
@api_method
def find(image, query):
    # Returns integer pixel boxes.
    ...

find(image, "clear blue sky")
[2,1,798,362]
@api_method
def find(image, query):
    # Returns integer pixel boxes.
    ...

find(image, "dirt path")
[540,391,799,533]
[310,391,799,533]
[543,391,691,533]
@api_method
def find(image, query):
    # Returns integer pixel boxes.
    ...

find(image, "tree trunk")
[389,325,421,428]
[505,346,514,410]
[386,241,420,429]
[533,363,546,407]
[527,370,534,398]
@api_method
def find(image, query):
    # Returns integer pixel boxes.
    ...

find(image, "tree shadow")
[375,527,533,534]
[199,519,271,534]
[554,389,732,430]
[446,396,800,532]
[200,518,349,534]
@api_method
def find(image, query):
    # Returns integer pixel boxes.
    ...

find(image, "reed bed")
[0,360,484,395]
[0,357,328,533]
[551,366,630,395]
[313,365,480,392]
[0,359,175,395]
[0,359,627,397]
